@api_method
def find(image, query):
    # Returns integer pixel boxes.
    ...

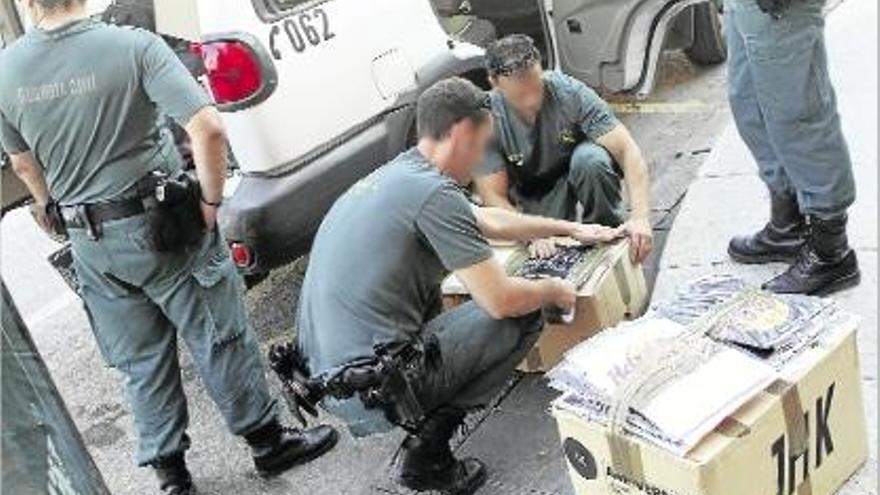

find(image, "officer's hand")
[570,223,626,246]
[529,238,557,259]
[29,202,53,234]
[623,216,653,264]
[528,236,580,259]
[547,278,577,312]
[200,202,218,232]
[29,202,67,244]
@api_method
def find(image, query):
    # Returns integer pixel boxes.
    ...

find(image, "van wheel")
[685,1,727,66]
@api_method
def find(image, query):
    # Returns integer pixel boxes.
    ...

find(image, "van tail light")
[190,39,267,106]
[229,242,254,268]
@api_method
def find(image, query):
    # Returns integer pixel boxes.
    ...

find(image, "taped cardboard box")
[441,239,647,372]
[554,322,868,495]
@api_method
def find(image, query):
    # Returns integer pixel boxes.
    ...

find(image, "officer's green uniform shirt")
[479,71,619,194]
[0,19,210,205]
[297,148,493,377]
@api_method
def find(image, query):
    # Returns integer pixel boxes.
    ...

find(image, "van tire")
[685,2,727,66]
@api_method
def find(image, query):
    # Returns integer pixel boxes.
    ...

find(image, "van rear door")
[550,0,702,94]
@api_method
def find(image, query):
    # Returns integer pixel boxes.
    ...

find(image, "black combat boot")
[397,407,487,495]
[763,214,860,296]
[245,419,339,476]
[152,453,195,495]
[729,190,807,264]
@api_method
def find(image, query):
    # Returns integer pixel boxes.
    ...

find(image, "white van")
[1,0,725,278]
[186,0,490,274]
[187,0,724,277]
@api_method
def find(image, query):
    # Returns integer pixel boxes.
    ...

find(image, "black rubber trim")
[202,31,279,112]
[219,110,407,273]
[633,0,694,93]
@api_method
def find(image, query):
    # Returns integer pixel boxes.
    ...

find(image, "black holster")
[345,343,427,432]
[137,171,205,252]
[269,341,428,432]
[44,200,69,241]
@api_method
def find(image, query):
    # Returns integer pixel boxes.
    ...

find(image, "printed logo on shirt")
[17,74,98,105]
[559,129,578,146]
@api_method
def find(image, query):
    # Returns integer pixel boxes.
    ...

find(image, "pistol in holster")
[268,341,428,432]
[137,171,205,252]
[40,200,70,242]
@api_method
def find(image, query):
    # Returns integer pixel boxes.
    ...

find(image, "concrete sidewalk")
[652,0,878,492]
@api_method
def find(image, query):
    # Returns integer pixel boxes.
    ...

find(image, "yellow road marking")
[609,99,716,114]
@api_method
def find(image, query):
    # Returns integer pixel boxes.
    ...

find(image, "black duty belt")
[60,197,145,240]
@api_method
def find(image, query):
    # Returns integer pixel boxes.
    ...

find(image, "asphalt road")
[1,48,729,494]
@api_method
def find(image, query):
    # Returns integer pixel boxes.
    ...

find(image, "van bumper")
[218,107,412,275]
[217,44,486,276]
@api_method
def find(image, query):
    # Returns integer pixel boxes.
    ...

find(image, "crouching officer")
[284,78,622,495]
[724,0,859,295]
[473,35,653,264]
[0,1,337,493]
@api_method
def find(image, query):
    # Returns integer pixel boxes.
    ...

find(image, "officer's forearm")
[475,206,578,242]
[482,190,517,211]
[622,152,651,221]
[9,152,51,205]
[613,137,651,221]
[456,257,571,319]
[474,173,517,211]
[598,124,651,221]
[186,107,228,204]
[491,277,570,319]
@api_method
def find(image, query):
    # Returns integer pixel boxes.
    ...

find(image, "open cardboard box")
[554,322,868,495]
[442,239,648,372]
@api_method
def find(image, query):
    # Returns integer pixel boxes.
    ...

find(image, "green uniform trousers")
[69,214,276,466]
[515,141,626,226]
[725,0,855,217]
[323,303,543,437]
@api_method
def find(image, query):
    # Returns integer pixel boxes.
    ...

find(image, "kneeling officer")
[0,1,337,493]
[292,78,622,494]
[474,35,653,264]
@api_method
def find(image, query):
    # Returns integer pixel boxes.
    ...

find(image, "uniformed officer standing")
[473,34,654,264]
[725,0,859,295]
[296,77,623,495]
[0,1,337,493]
